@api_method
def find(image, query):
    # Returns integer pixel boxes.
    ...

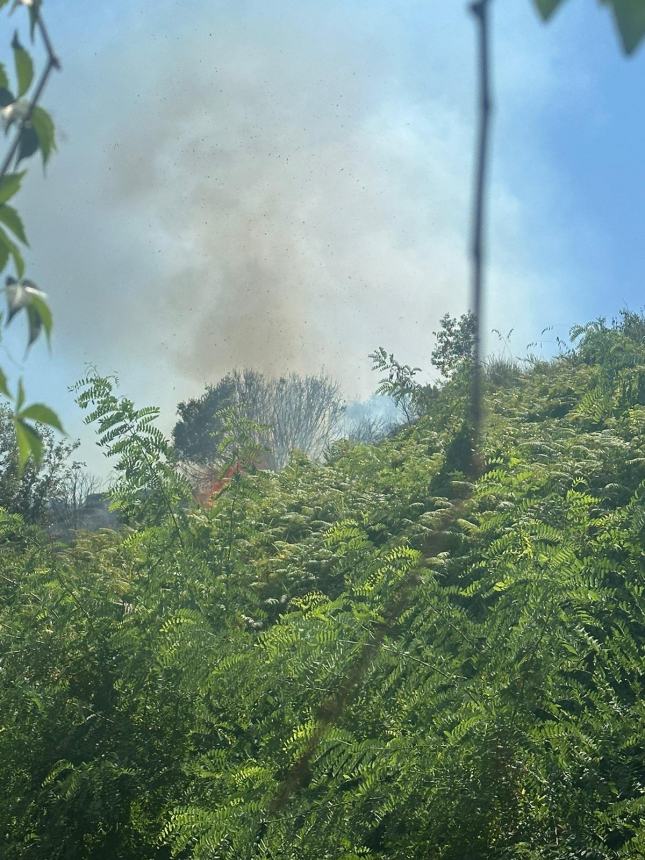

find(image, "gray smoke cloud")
[15,0,572,474]
[101,2,473,391]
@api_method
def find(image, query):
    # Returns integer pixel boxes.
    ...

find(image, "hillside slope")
[0,313,643,859]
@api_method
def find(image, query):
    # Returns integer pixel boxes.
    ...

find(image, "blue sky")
[3,0,644,475]
[523,1,645,315]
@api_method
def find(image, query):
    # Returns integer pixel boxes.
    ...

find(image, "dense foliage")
[0,403,82,524]
[0,311,643,859]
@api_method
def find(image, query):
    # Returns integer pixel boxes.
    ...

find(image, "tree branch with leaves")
[0,0,61,468]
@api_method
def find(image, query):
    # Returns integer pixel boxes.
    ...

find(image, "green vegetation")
[0,311,643,858]
[1,4,645,857]
[0,402,79,524]
[0,1,61,467]
[173,370,344,470]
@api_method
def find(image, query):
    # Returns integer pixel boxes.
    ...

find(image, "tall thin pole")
[469,0,493,474]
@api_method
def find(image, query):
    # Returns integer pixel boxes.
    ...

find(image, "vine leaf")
[9,1,43,39]
[13,415,42,466]
[30,105,55,165]
[27,290,51,345]
[0,366,9,397]
[604,0,645,54]
[16,124,37,163]
[16,375,24,409]
[11,387,65,469]
[6,275,38,320]
[0,171,25,205]
[0,202,28,244]
[11,31,33,97]
[5,277,51,346]
[19,402,64,431]
[0,98,27,130]
[28,3,42,41]
[9,386,64,468]
[0,62,11,105]
[0,226,24,276]
[533,0,567,18]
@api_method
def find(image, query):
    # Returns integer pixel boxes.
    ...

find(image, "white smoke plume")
[15,0,576,475]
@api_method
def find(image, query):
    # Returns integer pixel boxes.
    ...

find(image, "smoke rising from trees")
[24,2,566,385]
[15,0,574,481]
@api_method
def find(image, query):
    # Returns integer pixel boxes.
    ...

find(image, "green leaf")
[4,279,51,347]
[0,62,9,91]
[16,376,25,409]
[0,366,9,397]
[14,416,43,467]
[533,0,568,19]
[0,172,25,205]
[24,0,43,40]
[12,242,23,277]
[19,402,64,432]
[12,32,33,97]
[6,278,47,319]
[608,0,645,54]
[0,226,24,277]
[29,8,39,42]
[0,204,28,244]
[28,292,52,345]
[0,241,9,273]
[16,125,38,164]
[30,106,56,166]
[25,303,42,346]
[6,275,25,321]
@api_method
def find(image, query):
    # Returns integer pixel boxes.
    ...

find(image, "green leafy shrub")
[0,313,643,858]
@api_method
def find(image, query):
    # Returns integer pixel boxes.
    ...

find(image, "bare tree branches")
[175,370,344,473]
[261,373,344,468]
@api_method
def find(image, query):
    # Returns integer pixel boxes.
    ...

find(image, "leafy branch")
[0,0,61,467]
